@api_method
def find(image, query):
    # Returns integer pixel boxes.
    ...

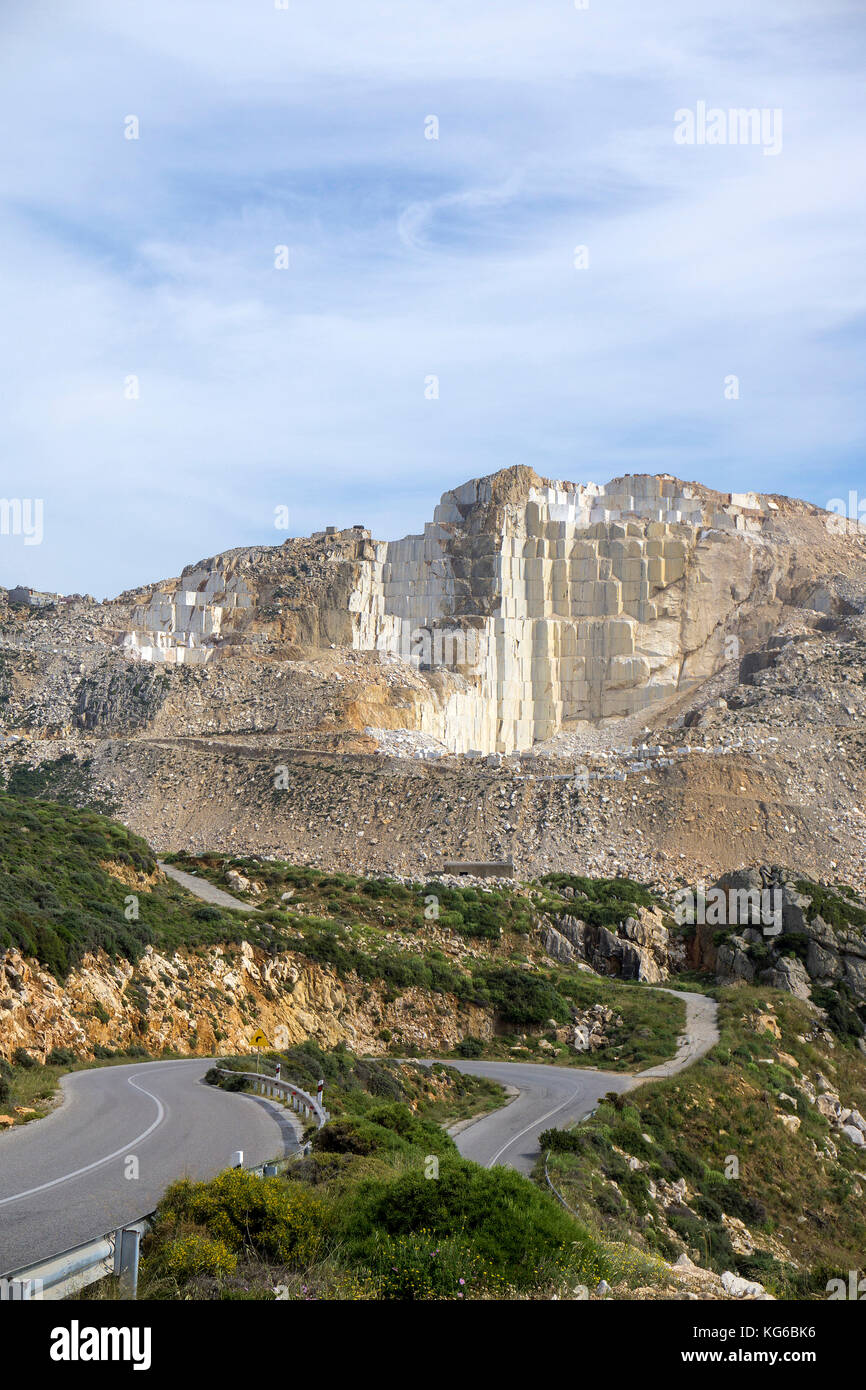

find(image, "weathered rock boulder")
[759,955,812,1001]
[553,905,679,982]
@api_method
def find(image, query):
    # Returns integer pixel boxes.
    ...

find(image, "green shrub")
[539,1127,584,1154]
[205,1068,248,1093]
[472,966,569,1026]
[312,1120,377,1156]
[158,1233,237,1283]
[157,1170,328,1268]
[336,1156,598,1289]
[538,874,655,928]
[45,1047,75,1067]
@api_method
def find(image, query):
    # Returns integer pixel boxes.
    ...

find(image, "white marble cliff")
[116,468,790,754]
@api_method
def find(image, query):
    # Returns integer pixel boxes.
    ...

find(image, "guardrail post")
[115,1227,141,1299]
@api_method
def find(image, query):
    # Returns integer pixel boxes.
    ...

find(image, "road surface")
[437,989,719,1173]
[158,861,254,910]
[0,1059,297,1275]
[0,993,717,1273]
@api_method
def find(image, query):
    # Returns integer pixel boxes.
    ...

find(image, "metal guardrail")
[0,1219,150,1302]
[216,1070,331,1127]
[0,1069,329,1301]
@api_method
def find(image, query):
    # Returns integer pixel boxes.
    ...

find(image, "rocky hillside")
[2,792,865,1088]
[0,796,691,1077]
[542,984,866,1298]
[1,467,865,885]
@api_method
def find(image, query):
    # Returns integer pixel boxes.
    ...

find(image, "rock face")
[553,905,682,983]
[0,943,493,1064]
[95,467,853,754]
[690,868,866,1011]
[2,466,865,885]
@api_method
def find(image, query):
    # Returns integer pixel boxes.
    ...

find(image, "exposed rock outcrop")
[690,869,866,1016]
[0,943,492,1064]
[38,467,863,755]
[552,905,682,983]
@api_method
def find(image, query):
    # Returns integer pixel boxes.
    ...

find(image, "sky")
[1,0,864,598]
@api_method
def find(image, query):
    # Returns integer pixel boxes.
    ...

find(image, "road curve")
[438,990,719,1174]
[0,993,718,1271]
[158,861,254,911]
[0,1059,297,1276]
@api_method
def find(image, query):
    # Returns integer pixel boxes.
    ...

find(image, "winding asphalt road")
[158,862,254,910]
[0,992,717,1275]
[0,1059,298,1276]
[436,990,719,1174]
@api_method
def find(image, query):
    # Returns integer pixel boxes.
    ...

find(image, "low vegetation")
[138,1098,625,1300]
[540,985,866,1298]
[0,798,684,1074]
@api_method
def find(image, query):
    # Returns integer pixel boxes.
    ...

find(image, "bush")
[704,1178,768,1228]
[313,1104,454,1160]
[45,1048,75,1067]
[12,1048,35,1069]
[205,1068,248,1093]
[811,985,864,1041]
[158,1233,237,1283]
[336,1157,598,1289]
[539,1127,584,1154]
[538,874,655,927]
[454,1035,485,1059]
[473,966,569,1026]
[157,1170,328,1268]
[312,1120,377,1156]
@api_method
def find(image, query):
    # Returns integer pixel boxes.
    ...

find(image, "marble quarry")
[115,469,793,753]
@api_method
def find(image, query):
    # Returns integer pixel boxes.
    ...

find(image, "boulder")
[759,955,812,1001]
[720,1271,770,1299]
[543,926,574,964]
[816,1093,842,1122]
[716,936,756,984]
[806,939,842,983]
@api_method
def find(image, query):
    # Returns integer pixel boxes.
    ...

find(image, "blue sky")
[1,0,864,597]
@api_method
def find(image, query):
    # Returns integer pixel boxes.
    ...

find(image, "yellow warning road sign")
[249,1029,270,1048]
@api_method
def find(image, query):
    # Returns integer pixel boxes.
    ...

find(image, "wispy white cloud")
[0,0,864,595]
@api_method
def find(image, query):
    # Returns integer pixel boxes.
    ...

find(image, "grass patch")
[541,985,866,1297]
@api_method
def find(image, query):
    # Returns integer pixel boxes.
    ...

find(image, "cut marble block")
[115,468,781,754]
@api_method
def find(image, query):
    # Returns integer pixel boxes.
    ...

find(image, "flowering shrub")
[161,1233,237,1281]
[158,1169,328,1266]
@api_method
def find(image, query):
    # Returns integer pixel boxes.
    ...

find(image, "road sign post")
[249,1028,270,1077]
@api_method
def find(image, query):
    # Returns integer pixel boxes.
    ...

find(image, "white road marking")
[486,1085,604,1167]
[0,1075,166,1207]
